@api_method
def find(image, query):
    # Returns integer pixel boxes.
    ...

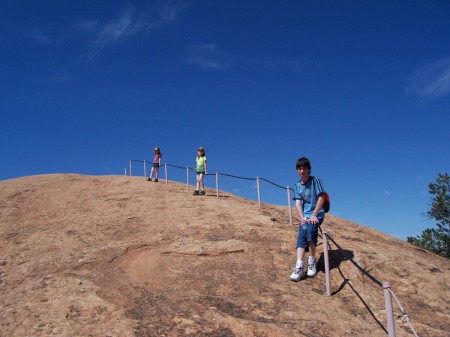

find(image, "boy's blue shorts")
[296,223,322,248]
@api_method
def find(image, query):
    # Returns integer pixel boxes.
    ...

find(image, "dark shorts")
[296,223,321,248]
[196,171,205,175]
[152,163,160,168]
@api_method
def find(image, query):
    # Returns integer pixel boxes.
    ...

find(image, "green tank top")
[196,156,206,172]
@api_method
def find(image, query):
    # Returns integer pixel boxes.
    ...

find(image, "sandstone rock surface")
[1,174,449,336]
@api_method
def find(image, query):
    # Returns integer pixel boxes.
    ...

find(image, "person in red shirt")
[147,147,162,182]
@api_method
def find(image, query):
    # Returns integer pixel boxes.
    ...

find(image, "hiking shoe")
[193,190,200,195]
[154,178,158,182]
[146,178,152,181]
[307,260,317,277]
[290,266,305,282]
[200,190,205,195]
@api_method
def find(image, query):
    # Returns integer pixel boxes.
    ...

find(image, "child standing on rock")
[290,157,326,282]
[147,147,162,182]
[193,147,207,195]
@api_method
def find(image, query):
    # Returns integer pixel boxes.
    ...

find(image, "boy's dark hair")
[296,157,311,171]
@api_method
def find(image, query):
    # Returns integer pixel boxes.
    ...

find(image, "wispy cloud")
[405,175,426,186]
[186,46,308,73]
[384,190,391,196]
[407,57,450,100]
[187,44,229,70]
[24,2,186,61]
[81,11,137,59]
[151,1,184,26]
[26,27,69,46]
[26,29,56,45]
[80,3,186,60]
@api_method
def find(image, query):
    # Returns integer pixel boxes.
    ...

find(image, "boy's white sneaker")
[290,266,305,282]
[307,260,317,277]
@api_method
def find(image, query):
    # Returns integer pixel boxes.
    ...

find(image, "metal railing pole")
[165,163,168,184]
[323,230,331,296]
[186,166,190,191]
[144,160,147,178]
[287,186,293,226]
[129,160,132,177]
[124,168,127,176]
[384,282,396,337]
[256,177,261,208]
[216,172,219,198]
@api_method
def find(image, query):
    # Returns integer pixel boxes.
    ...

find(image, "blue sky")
[1,1,449,240]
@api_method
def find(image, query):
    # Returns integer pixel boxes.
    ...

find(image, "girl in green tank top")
[194,147,207,195]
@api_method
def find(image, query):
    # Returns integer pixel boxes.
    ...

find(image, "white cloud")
[85,12,135,58]
[26,27,68,45]
[187,44,229,70]
[384,190,391,196]
[151,1,184,26]
[405,175,425,186]
[81,3,185,60]
[27,29,55,45]
[407,57,450,100]
[186,46,306,73]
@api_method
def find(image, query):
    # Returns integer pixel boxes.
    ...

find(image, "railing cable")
[260,177,288,189]
[218,172,256,180]
[388,288,420,337]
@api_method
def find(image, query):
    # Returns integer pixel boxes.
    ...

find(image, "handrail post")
[129,160,132,177]
[383,282,396,337]
[186,166,190,191]
[216,172,219,198]
[287,186,293,226]
[144,160,147,178]
[165,163,168,185]
[124,168,127,176]
[323,230,331,296]
[256,176,261,208]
